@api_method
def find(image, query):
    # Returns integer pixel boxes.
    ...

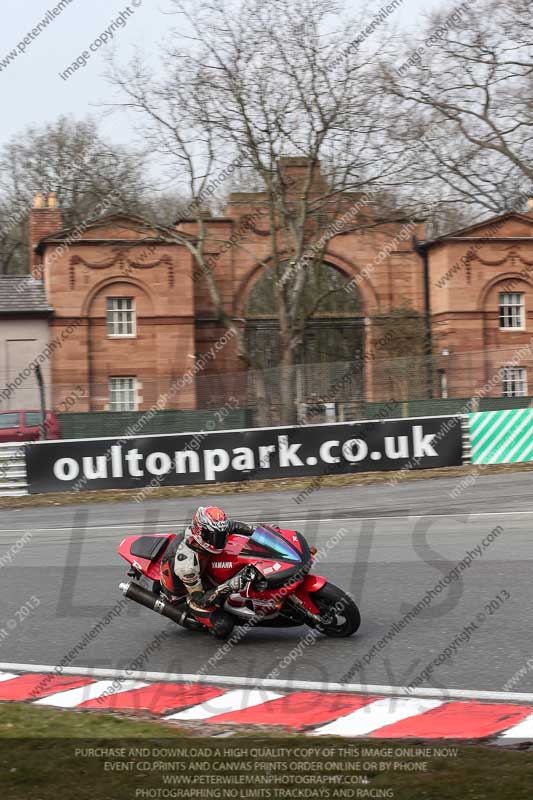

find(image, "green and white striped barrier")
[469,409,533,464]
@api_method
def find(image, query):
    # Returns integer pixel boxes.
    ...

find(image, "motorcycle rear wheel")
[310,582,361,637]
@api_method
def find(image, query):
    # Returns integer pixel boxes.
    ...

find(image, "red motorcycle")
[118,523,360,638]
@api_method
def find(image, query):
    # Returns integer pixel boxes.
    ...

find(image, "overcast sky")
[0,0,446,150]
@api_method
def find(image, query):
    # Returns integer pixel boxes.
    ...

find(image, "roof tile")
[0,276,53,314]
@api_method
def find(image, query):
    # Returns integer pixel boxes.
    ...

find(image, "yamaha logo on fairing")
[212,562,233,569]
[25,416,463,494]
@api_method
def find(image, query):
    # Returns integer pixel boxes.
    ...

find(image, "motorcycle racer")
[159,505,254,637]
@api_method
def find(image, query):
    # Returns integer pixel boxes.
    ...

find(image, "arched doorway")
[245,262,364,423]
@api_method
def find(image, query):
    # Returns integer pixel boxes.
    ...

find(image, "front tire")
[310,582,361,637]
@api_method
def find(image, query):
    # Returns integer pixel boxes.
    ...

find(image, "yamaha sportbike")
[118,523,360,638]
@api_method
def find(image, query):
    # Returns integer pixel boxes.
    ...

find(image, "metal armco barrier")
[0,444,28,496]
[469,409,533,464]
[460,417,472,465]
[24,414,465,495]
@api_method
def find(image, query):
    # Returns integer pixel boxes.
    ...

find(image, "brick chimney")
[278,156,325,194]
[29,191,63,278]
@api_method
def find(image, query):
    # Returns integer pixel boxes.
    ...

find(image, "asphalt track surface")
[1,470,532,695]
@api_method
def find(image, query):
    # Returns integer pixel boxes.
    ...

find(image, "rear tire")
[310,582,361,637]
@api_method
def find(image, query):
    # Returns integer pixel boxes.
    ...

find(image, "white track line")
[3,663,533,704]
[34,679,148,708]
[0,672,19,682]
[312,697,443,737]
[1,510,533,534]
[497,711,533,740]
[165,689,283,721]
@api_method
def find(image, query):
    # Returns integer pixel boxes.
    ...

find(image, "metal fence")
[0,345,532,435]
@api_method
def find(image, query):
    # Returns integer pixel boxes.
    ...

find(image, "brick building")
[31,193,197,413]
[25,163,533,416]
[425,211,533,400]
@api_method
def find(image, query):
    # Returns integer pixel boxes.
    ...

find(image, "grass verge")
[2,460,533,510]
[1,704,533,799]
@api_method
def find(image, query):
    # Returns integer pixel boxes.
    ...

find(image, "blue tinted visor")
[249,526,301,562]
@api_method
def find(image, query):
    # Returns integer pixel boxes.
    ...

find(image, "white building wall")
[0,318,52,411]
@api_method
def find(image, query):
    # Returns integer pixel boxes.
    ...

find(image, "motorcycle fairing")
[207,552,300,586]
[208,525,312,589]
[118,533,175,581]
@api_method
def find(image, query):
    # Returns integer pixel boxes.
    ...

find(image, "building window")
[109,377,137,411]
[107,297,135,337]
[499,293,524,329]
[501,367,527,397]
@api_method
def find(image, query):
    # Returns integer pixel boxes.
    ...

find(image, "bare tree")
[381,0,533,218]
[373,303,429,400]
[109,0,423,423]
[0,116,147,274]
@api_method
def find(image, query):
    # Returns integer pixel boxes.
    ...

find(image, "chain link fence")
[0,345,531,438]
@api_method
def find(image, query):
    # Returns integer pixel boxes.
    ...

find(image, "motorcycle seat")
[130,535,170,562]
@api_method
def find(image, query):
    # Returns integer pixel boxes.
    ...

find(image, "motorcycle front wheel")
[310,582,361,637]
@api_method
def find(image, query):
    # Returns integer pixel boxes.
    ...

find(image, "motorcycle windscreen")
[247,526,302,563]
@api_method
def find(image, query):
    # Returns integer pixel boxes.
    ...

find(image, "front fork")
[292,574,327,609]
[287,594,323,627]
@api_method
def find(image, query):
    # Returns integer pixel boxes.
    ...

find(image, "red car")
[0,410,61,443]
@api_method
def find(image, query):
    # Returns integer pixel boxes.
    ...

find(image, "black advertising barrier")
[25,414,464,495]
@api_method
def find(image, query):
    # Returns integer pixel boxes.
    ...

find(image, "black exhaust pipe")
[119,581,200,630]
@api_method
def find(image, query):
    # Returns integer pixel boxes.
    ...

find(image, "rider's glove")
[201,566,256,605]
[220,565,256,595]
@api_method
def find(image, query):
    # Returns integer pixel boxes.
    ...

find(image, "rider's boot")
[187,590,235,638]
